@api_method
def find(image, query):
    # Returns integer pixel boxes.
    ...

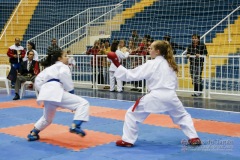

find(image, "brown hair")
[153,40,178,73]
[110,41,118,52]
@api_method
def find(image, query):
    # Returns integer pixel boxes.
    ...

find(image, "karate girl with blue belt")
[27,50,89,141]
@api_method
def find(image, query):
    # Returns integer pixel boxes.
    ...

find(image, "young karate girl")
[27,50,89,141]
[107,40,201,147]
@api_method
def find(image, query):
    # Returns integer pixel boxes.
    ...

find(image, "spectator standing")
[47,38,61,55]
[187,34,208,97]
[130,39,148,92]
[100,40,111,89]
[86,40,104,85]
[7,37,26,87]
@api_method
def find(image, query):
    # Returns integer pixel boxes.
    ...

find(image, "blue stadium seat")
[0,0,19,31]
[205,79,240,91]
[23,0,134,48]
[110,0,239,48]
[216,65,240,79]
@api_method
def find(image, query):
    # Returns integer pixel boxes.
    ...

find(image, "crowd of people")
[7,31,208,100]
[85,30,207,96]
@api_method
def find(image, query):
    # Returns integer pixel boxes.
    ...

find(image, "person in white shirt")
[108,41,129,92]
[27,49,89,141]
[23,42,39,61]
[107,40,201,147]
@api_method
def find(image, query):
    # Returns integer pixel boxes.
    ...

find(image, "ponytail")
[41,49,63,67]
[153,40,178,73]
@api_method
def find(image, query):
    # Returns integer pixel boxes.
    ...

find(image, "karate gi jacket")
[114,56,181,113]
[35,61,74,103]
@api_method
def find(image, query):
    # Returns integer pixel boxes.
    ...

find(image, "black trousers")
[7,63,20,85]
[190,62,203,92]
[92,67,104,84]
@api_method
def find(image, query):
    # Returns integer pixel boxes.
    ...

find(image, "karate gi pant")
[35,92,89,131]
[109,71,123,92]
[122,100,198,144]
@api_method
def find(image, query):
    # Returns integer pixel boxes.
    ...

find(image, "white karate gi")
[114,56,198,144]
[34,61,89,131]
[108,50,129,92]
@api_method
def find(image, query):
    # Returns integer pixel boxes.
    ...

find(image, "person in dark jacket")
[187,34,208,97]
[13,50,40,100]
[47,38,61,55]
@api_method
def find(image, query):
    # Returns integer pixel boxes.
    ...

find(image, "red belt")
[132,96,144,112]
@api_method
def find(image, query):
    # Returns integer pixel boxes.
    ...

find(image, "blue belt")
[47,79,60,83]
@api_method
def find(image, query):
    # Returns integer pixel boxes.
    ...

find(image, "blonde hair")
[153,40,178,73]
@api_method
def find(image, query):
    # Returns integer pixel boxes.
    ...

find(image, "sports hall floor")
[0,87,239,160]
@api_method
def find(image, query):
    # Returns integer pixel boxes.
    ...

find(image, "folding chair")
[20,81,38,99]
[0,64,11,94]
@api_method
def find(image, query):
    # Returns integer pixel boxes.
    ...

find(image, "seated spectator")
[23,42,39,61]
[13,50,40,100]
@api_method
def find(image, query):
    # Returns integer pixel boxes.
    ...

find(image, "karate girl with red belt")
[107,40,201,147]
[27,50,89,141]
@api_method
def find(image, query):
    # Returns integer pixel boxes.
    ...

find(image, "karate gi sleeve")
[59,65,74,92]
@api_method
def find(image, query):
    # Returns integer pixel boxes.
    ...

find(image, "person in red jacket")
[7,37,26,87]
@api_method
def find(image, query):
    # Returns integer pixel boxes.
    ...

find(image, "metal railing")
[208,55,240,98]
[0,0,26,46]
[27,4,123,55]
[58,4,123,54]
[2,54,240,99]
[181,6,240,55]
